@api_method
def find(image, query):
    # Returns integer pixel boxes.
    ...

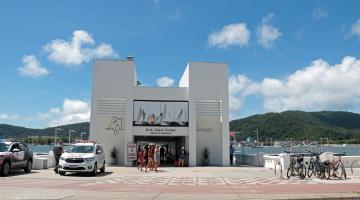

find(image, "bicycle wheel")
[324,164,331,180]
[308,162,314,178]
[315,164,322,178]
[274,162,283,178]
[299,164,306,180]
[340,162,347,179]
[351,160,360,176]
[287,167,294,178]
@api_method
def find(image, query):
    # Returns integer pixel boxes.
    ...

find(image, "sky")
[1,0,360,128]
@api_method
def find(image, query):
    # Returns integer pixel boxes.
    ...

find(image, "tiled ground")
[87,176,309,186]
[1,167,360,199]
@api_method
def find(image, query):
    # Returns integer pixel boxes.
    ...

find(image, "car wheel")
[91,163,97,176]
[0,161,10,176]
[100,161,105,173]
[24,160,32,173]
[59,171,66,176]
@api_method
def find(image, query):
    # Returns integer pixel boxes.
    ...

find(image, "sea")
[235,145,360,156]
[29,144,360,156]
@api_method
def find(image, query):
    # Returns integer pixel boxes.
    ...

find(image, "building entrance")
[134,136,186,166]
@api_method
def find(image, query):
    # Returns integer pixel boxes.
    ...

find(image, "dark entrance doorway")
[134,136,186,166]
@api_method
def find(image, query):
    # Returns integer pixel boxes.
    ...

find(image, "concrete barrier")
[234,153,266,167]
[32,151,56,169]
[263,154,360,169]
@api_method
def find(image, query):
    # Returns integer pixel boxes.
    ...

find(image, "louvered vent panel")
[97,98,127,115]
[196,100,222,117]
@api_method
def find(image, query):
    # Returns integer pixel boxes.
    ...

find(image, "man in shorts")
[178,146,188,167]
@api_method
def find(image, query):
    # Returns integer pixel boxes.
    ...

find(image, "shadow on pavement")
[63,171,113,177]
[2,170,39,177]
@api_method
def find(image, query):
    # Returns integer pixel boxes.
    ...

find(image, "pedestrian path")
[1,167,360,199]
[86,176,309,186]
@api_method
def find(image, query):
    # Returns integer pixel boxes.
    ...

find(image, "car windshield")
[68,145,94,153]
[0,142,10,152]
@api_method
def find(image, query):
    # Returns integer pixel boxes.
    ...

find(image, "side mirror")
[12,148,20,153]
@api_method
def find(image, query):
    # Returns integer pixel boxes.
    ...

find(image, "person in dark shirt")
[230,145,234,165]
[178,146,189,167]
[160,146,165,162]
[53,140,63,173]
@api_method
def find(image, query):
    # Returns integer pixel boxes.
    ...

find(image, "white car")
[58,142,105,176]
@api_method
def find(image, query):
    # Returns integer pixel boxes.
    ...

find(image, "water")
[29,145,70,154]
[236,145,360,156]
[29,144,360,156]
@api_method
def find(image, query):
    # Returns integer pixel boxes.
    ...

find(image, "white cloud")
[170,10,182,20]
[208,22,250,48]
[44,30,118,66]
[34,99,90,127]
[312,8,328,21]
[351,19,360,38]
[18,55,49,78]
[229,75,258,111]
[257,13,282,49]
[0,114,19,121]
[156,76,175,87]
[229,56,360,113]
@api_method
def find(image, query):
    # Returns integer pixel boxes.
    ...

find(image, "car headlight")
[60,157,65,160]
[85,157,95,162]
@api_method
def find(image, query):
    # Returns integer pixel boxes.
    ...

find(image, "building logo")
[105,116,124,135]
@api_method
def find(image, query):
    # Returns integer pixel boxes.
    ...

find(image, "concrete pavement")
[0,166,359,199]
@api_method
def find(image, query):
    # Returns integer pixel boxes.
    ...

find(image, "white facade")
[90,60,229,166]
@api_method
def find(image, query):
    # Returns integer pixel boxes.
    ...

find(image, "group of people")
[136,145,189,172]
[136,144,161,172]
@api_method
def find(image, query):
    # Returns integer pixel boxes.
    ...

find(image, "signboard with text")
[127,143,137,161]
[133,126,188,136]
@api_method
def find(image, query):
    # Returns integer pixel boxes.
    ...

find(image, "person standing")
[145,145,154,172]
[230,144,234,165]
[178,146,188,167]
[136,145,142,171]
[160,146,165,162]
[154,145,160,172]
[53,140,63,173]
[137,146,145,171]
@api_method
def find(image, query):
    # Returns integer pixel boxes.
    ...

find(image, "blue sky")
[1,0,360,128]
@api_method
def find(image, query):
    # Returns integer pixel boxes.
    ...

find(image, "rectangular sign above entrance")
[133,126,188,136]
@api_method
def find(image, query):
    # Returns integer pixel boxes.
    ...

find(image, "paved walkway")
[0,167,360,199]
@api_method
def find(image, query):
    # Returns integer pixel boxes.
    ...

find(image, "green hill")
[0,122,90,143]
[2,111,360,144]
[230,111,360,144]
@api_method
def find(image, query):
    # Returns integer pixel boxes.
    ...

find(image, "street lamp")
[253,129,259,145]
[80,132,87,140]
[54,128,64,145]
[68,130,76,144]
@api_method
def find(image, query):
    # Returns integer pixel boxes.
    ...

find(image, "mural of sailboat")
[133,101,188,127]
[135,106,146,125]
[160,103,172,125]
[176,108,188,126]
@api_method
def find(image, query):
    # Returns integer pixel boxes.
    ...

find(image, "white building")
[90,58,230,166]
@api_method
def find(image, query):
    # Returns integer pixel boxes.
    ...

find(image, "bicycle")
[319,160,331,180]
[307,152,322,178]
[329,153,347,179]
[287,154,306,180]
[274,161,283,178]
